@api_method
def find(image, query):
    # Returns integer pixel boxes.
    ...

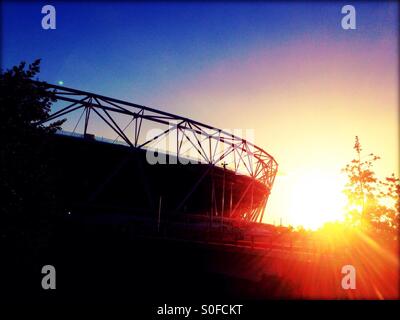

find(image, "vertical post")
[249,181,254,221]
[177,127,179,161]
[222,162,226,217]
[259,197,267,223]
[232,137,236,172]
[230,182,233,216]
[157,196,162,234]
[208,136,213,237]
[208,135,213,165]
[134,117,138,147]
[84,106,91,136]
[211,167,214,222]
[221,162,227,236]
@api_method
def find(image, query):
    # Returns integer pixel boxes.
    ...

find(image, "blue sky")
[2,1,397,103]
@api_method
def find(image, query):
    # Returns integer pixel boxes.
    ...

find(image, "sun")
[288,170,347,230]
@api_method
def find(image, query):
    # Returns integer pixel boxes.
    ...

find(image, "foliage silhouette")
[0,59,65,249]
[342,136,399,238]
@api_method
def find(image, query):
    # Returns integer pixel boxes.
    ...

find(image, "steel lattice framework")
[37,82,278,223]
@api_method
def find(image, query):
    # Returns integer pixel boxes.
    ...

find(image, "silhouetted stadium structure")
[37,82,278,229]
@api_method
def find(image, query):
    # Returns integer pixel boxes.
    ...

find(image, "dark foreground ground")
[2,215,399,305]
[2,220,296,304]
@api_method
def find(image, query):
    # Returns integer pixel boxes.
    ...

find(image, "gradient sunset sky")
[3,1,398,228]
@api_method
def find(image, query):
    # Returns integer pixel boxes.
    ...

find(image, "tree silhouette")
[342,136,399,237]
[0,59,63,134]
[342,136,380,226]
[376,174,400,234]
[0,59,64,247]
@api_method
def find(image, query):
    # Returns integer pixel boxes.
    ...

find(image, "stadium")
[38,81,278,239]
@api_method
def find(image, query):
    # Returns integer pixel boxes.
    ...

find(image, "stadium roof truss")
[37,82,278,223]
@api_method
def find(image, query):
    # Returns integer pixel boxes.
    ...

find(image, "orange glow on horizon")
[287,170,347,230]
[146,34,398,228]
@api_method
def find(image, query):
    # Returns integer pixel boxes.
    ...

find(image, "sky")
[2,1,399,228]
